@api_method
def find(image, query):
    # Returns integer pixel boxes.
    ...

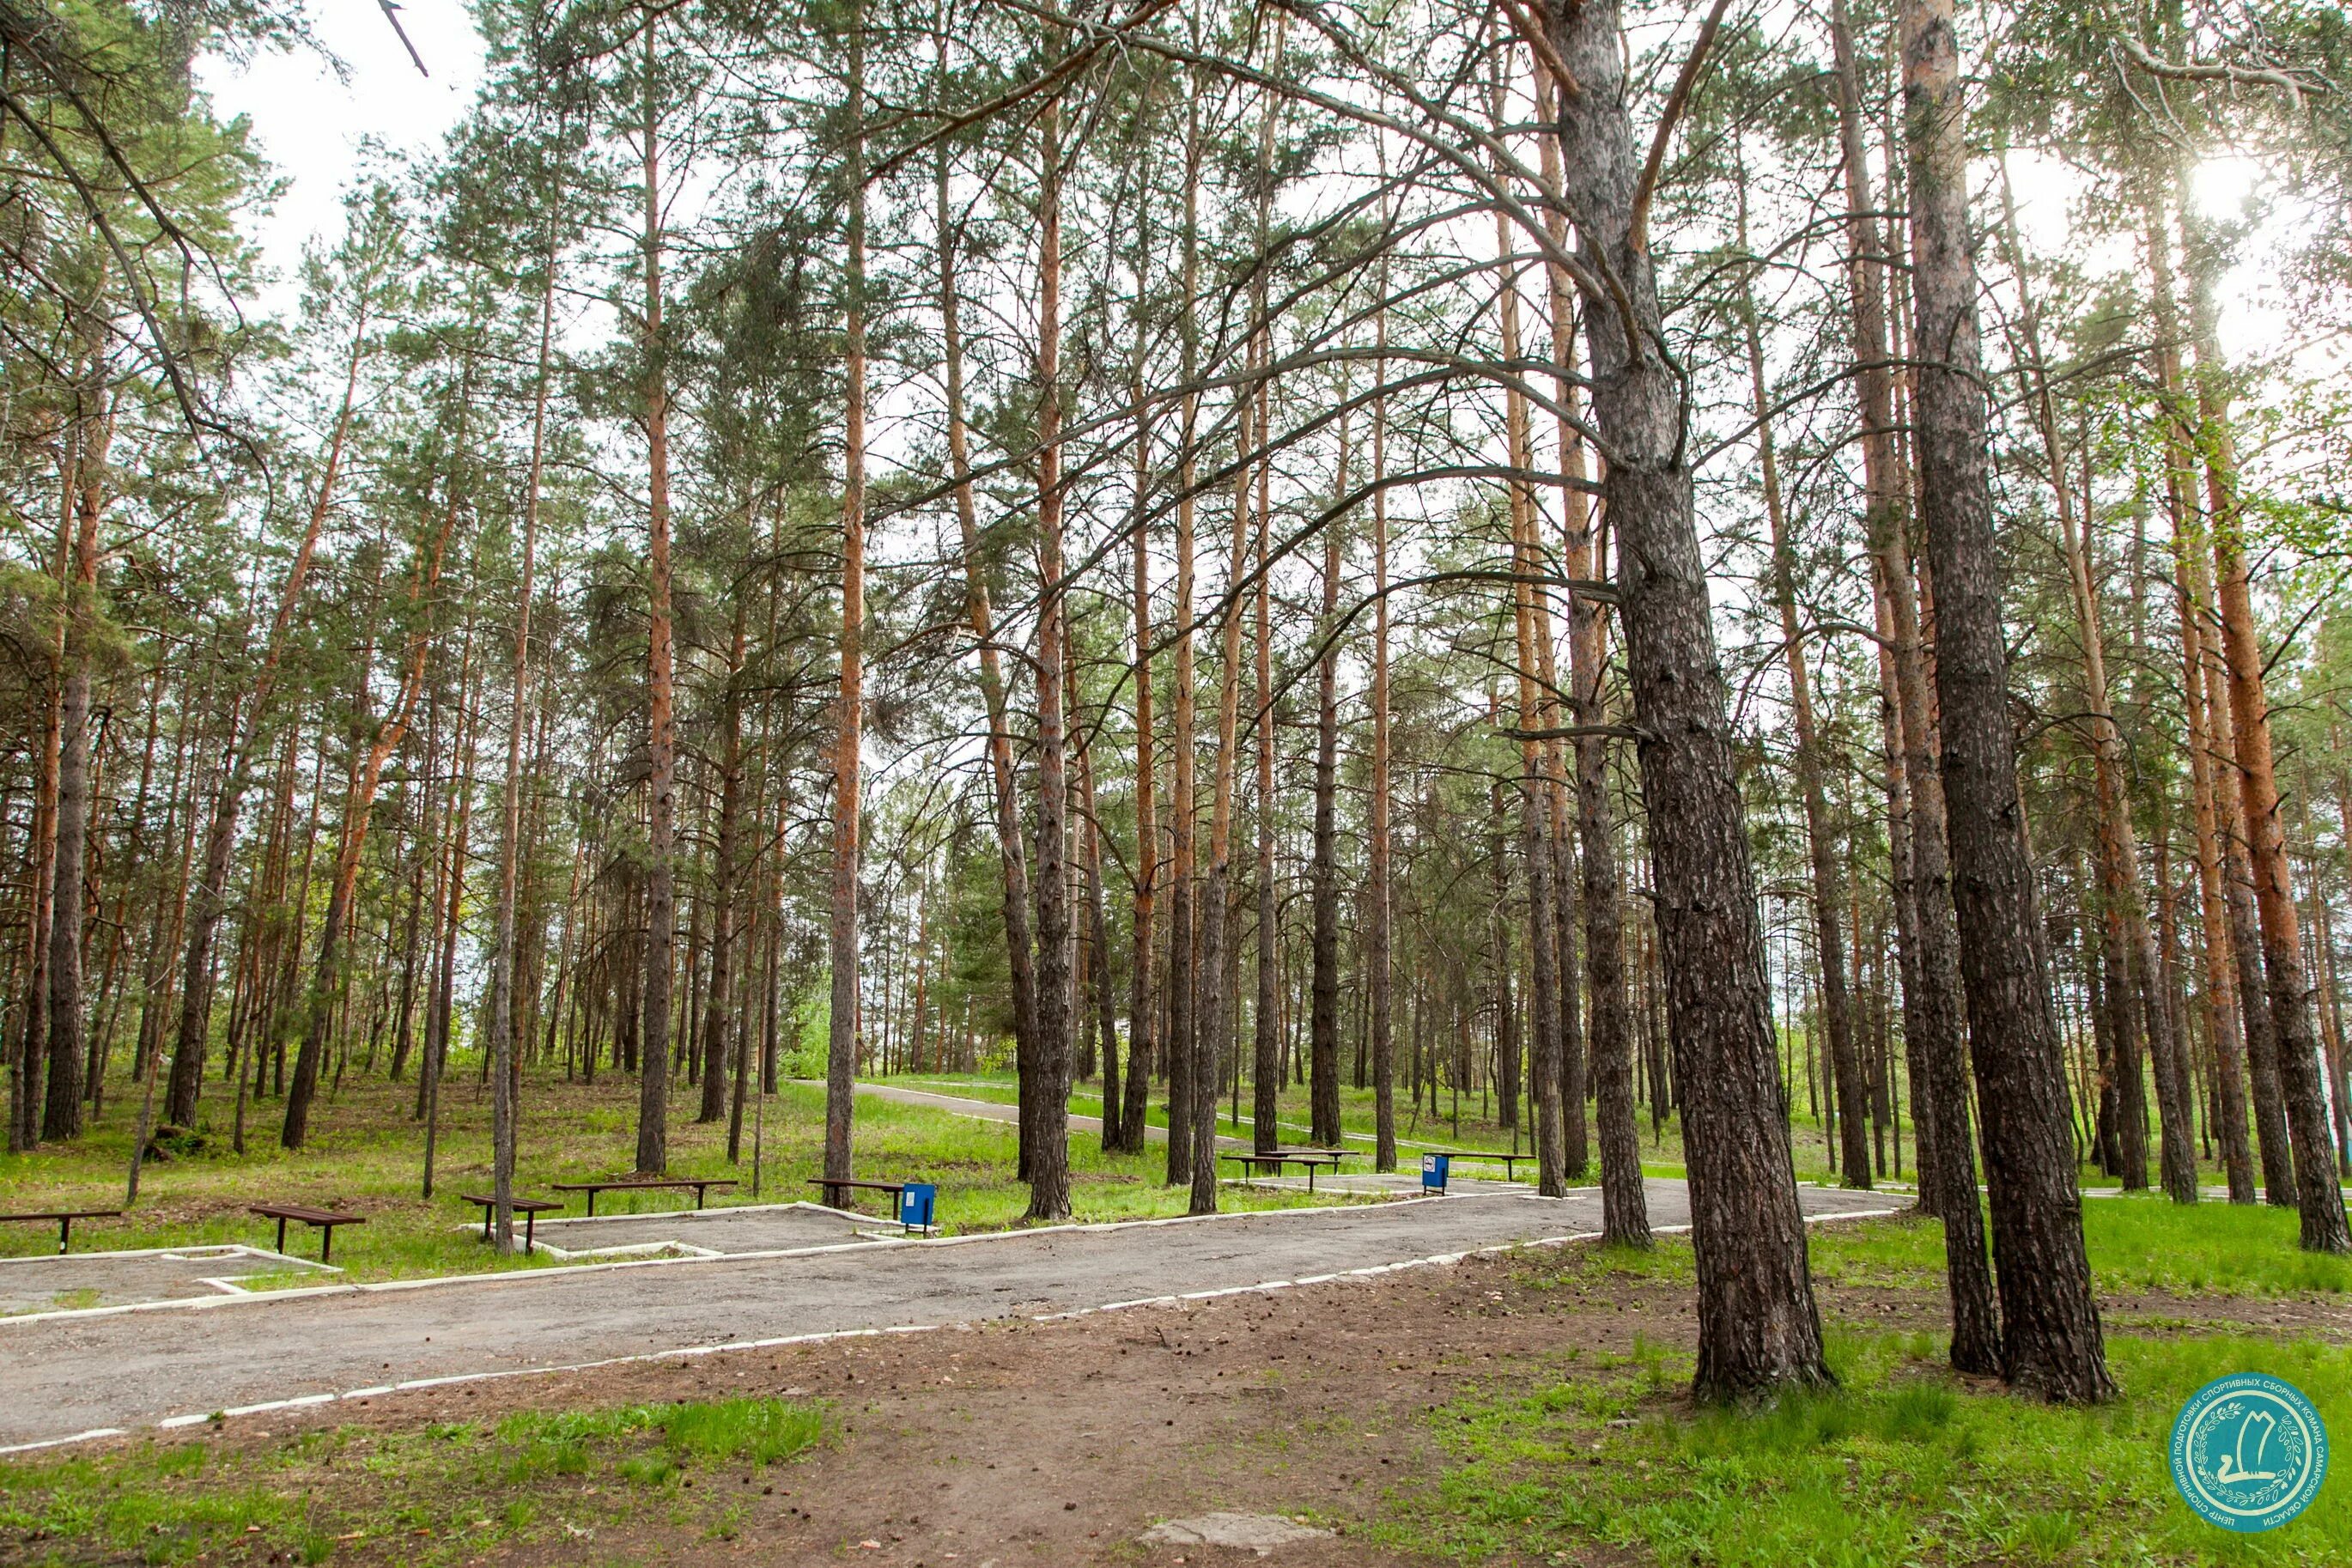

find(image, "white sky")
[201,7,2300,363]
[196,0,489,309]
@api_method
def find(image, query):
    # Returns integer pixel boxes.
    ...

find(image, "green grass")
[1377,1306,2349,1565]
[0,1395,824,1567]
[0,1061,1359,1286]
[1506,1201,2352,1315]
[1800,1198,2352,1299]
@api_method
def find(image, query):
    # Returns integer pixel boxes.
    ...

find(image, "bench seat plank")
[0,1208,123,1255]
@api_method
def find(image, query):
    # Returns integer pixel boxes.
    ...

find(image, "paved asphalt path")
[0,1099,1899,1452]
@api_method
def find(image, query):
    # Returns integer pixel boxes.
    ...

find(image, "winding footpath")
[0,1089,1899,1453]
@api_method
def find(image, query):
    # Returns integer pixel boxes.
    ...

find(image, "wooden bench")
[808,1176,904,1208]
[0,1208,121,1255]
[458,1194,565,1249]
[1420,1149,1541,1181]
[1219,1148,1350,1192]
[550,1177,737,1218]
[251,1203,364,1262]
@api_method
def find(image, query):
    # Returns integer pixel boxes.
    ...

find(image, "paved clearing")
[526,1202,879,1257]
[0,1176,1895,1450]
[0,1247,331,1316]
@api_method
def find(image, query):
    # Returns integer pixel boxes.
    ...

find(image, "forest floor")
[2,1201,2344,1568]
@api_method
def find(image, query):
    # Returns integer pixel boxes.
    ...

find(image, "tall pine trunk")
[825,12,867,1188]
[1535,84,1637,1231]
[637,10,678,1174]
[2186,222,2351,1251]
[1899,0,2110,1400]
[1547,0,1829,1399]
[1026,86,1074,1223]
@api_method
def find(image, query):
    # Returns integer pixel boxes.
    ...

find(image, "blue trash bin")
[1421,1153,1449,1194]
[897,1182,937,1233]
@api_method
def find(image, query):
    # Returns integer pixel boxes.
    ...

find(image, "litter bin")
[897,1182,937,1233]
[1421,1153,1449,1194]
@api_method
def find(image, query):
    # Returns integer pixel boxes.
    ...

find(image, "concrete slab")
[0,1246,333,1316]
[522,1202,881,1259]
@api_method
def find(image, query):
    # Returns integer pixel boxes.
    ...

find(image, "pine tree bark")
[44,354,111,1141]
[1307,410,1345,1149]
[1492,178,1566,1195]
[1534,84,1635,1230]
[1899,0,2111,1399]
[698,609,747,1124]
[2186,222,2351,1250]
[637,9,678,1175]
[1120,216,1157,1157]
[1164,76,1205,1189]
[2173,535,2258,1200]
[1252,431,1280,1157]
[825,12,867,1189]
[934,68,1042,1147]
[1547,0,1829,1398]
[1194,329,1256,1216]
[487,235,556,1247]
[1025,84,1074,1223]
[1369,284,1397,1175]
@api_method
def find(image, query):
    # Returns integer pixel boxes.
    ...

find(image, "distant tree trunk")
[1167,73,1206,1196]
[1999,182,2190,1200]
[164,322,363,1131]
[934,66,1041,1157]
[1119,285,1157,1152]
[44,357,111,1141]
[282,408,464,1151]
[2209,651,2294,1204]
[1899,0,2111,1400]
[1369,283,1397,1174]
[1120,224,1157,1156]
[422,646,479,1199]
[1070,643,1121,1160]
[1736,179,1867,1191]
[486,235,555,1248]
[825,15,867,1190]
[1493,187,1565,1197]
[1025,87,1074,1224]
[1307,408,1345,1149]
[1252,411,1280,1158]
[1535,86,1637,1231]
[1194,324,1257,1216]
[699,610,747,1125]
[635,9,680,1175]
[2186,221,2351,1252]
[1548,0,1829,1399]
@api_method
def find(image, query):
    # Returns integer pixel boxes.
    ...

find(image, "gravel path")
[0,1091,1899,1452]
